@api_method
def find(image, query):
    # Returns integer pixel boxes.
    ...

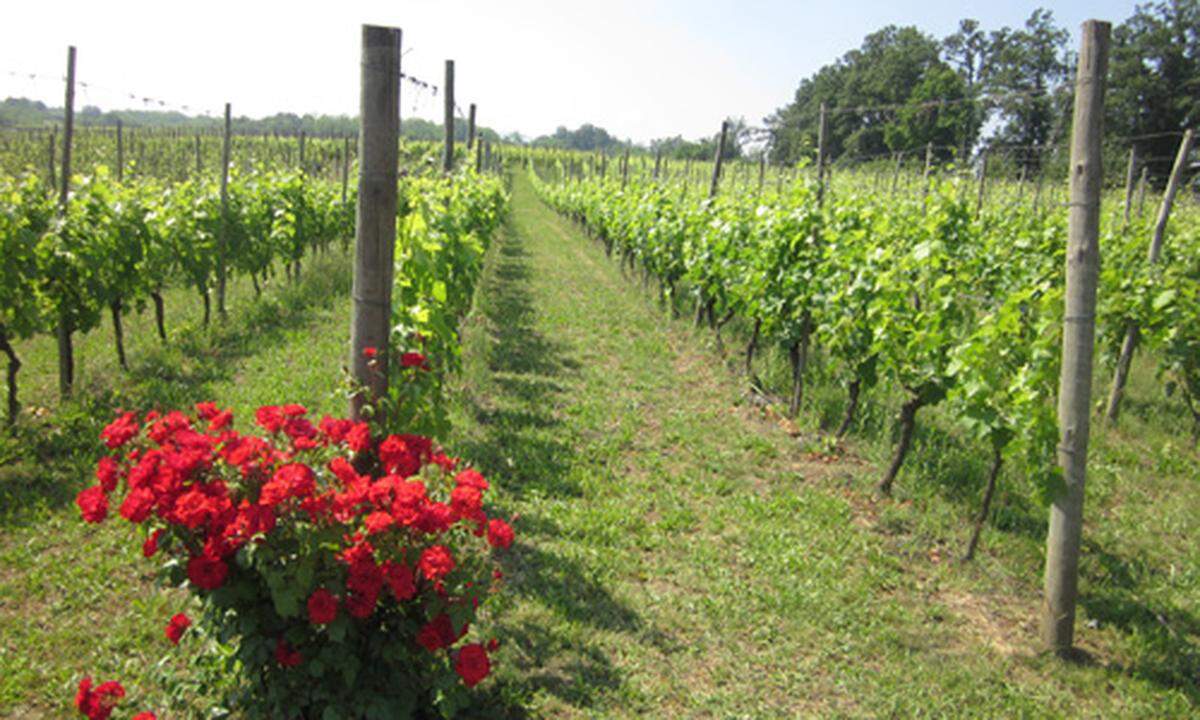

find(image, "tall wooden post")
[115,120,124,183]
[621,146,630,190]
[47,130,56,190]
[816,103,828,205]
[1104,127,1195,422]
[299,131,306,173]
[475,137,483,173]
[709,120,729,199]
[921,142,934,207]
[757,155,766,194]
[195,134,202,176]
[442,59,455,173]
[217,103,232,320]
[653,150,661,181]
[975,149,989,218]
[56,46,77,399]
[467,103,476,150]
[350,25,401,420]
[1122,146,1137,226]
[341,136,350,203]
[1043,19,1109,655]
[890,152,903,194]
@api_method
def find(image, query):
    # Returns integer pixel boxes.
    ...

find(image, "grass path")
[455,174,1196,718]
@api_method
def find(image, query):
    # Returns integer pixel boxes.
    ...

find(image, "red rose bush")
[76,401,514,718]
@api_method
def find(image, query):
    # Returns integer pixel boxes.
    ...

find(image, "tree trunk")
[745,317,761,384]
[110,298,128,370]
[151,290,166,341]
[1104,321,1138,422]
[694,295,706,328]
[0,327,20,426]
[787,326,811,418]
[202,290,211,327]
[878,396,922,495]
[836,379,861,438]
[964,447,1004,561]
[251,273,262,298]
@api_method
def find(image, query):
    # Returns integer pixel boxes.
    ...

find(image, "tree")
[942,19,990,156]
[1107,0,1200,181]
[981,9,1070,169]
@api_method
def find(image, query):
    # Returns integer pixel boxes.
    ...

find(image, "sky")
[0,0,1144,144]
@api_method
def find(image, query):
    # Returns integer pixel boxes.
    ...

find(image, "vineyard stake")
[1042,19,1109,656]
[975,148,989,219]
[351,25,400,420]
[116,120,124,183]
[1104,128,1195,422]
[342,136,350,203]
[442,59,455,173]
[709,120,728,199]
[56,46,77,400]
[217,102,232,320]
[1122,145,1137,226]
[816,102,828,205]
[467,103,477,151]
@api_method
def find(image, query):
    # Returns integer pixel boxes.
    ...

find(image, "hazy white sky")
[0,0,1140,143]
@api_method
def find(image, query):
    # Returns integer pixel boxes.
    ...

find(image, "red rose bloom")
[186,554,228,591]
[75,677,125,720]
[142,529,162,558]
[76,486,108,523]
[101,411,139,449]
[307,588,339,625]
[381,560,416,601]
[416,613,465,652]
[362,346,378,359]
[165,613,191,645]
[400,352,429,370]
[274,638,302,667]
[254,406,285,433]
[346,422,372,453]
[132,713,157,720]
[95,457,121,492]
[487,519,515,549]
[454,468,489,491]
[417,545,455,582]
[455,643,491,687]
[119,487,155,523]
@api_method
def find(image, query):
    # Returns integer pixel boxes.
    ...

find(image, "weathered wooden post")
[350,25,401,420]
[341,136,350,204]
[709,120,728,199]
[56,46,77,399]
[115,120,124,183]
[467,102,477,151]
[1122,145,1137,226]
[442,59,454,173]
[1043,19,1109,656]
[217,103,232,320]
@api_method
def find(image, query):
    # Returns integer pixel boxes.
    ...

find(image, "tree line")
[765,1,1199,180]
[0,97,502,144]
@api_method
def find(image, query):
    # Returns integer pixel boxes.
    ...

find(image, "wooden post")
[975,149,989,218]
[195,134,202,176]
[442,59,454,173]
[341,136,350,203]
[816,103,828,205]
[1042,19,1110,656]
[1104,127,1195,422]
[484,141,491,173]
[115,120,124,183]
[1136,166,1148,217]
[1122,145,1136,226]
[709,120,729,199]
[299,131,306,173]
[350,25,401,420]
[621,146,630,190]
[56,46,77,399]
[921,142,934,207]
[653,150,661,181]
[890,152,903,194]
[757,155,765,194]
[47,130,56,190]
[475,136,483,173]
[217,103,232,320]
[467,103,476,151]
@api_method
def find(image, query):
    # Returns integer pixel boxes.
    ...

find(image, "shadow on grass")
[0,253,351,530]
[452,218,644,715]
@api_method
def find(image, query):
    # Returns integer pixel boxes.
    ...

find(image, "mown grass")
[1,172,1196,718]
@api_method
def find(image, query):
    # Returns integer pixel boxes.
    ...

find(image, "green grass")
[1,174,1197,718]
